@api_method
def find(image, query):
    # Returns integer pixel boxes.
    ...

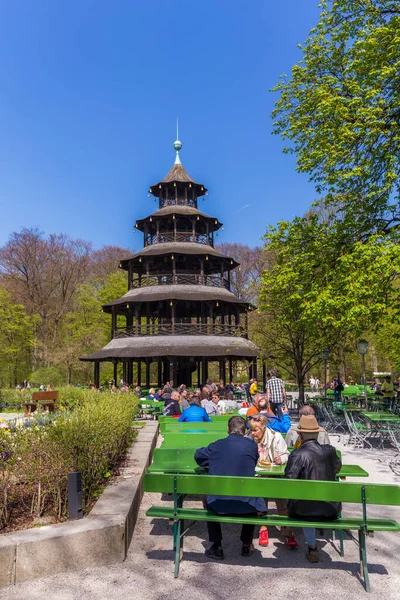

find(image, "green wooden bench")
[161,432,226,448]
[138,400,164,419]
[144,473,400,591]
[160,421,238,434]
[159,415,242,433]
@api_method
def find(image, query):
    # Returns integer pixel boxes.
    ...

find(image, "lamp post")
[357,339,369,410]
[322,348,329,401]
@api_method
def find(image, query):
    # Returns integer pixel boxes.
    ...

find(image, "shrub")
[0,391,139,529]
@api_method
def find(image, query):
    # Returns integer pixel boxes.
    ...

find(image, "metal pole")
[362,354,368,411]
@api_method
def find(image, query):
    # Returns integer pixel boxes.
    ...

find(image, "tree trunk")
[296,365,305,407]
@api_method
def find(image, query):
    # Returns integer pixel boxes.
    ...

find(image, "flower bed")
[0,391,139,532]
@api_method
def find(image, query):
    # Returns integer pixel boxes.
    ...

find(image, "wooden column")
[94,361,100,388]
[128,264,132,290]
[135,305,140,335]
[200,258,204,285]
[157,360,162,388]
[145,359,151,388]
[137,360,141,387]
[144,223,148,246]
[127,360,133,386]
[253,359,258,381]
[156,220,160,242]
[111,306,117,340]
[229,358,233,384]
[197,360,201,387]
[113,360,118,386]
[219,359,224,382]
[171,302,175,335]
[122,360,127,384]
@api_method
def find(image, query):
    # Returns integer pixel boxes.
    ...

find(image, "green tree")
[52,271,127,385]
[258,215,400,401]
[0,290,36,386]
[272,0,400,238]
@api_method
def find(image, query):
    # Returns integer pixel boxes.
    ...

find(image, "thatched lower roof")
[80,335,258,361]
[103,285,250,309]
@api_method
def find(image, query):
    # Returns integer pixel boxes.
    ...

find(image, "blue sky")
[0,1,321,252]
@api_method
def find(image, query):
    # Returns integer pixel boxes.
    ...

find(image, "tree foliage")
[257,214,400,399]
[272,0,400,238]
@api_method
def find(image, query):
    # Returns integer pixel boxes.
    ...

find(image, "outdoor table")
[148,447,368,478]
[361,413,400,423]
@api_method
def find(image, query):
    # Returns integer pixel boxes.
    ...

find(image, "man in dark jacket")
[284,414,342,563]
[194,416,266,560]
[162,393,181,417]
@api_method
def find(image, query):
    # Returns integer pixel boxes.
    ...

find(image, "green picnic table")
[148,447,367,478]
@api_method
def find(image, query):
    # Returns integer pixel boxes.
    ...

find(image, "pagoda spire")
[174,118,182,165]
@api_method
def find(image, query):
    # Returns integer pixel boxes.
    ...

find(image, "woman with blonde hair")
[248,414,298,550]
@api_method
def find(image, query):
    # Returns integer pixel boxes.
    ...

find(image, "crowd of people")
[148,371,339,564]
[191,400,338,563]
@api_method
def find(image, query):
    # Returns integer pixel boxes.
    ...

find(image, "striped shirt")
[265,377,285,403]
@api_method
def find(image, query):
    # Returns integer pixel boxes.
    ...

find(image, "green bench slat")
[161,433,225,447]
[146,506,400,532]
[143,473,400,505]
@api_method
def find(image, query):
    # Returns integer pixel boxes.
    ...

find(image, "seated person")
[178,396,211,422]
[201,393,221,416]
[248,414,297,549]
[194,416,266,559]
[147,387,156,400]
[248,395,291,434]
[284,414,342,563]
[285,405,330,448]
[163,392,181,417]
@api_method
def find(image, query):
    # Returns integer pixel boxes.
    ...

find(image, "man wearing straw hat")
[284,414,342,563]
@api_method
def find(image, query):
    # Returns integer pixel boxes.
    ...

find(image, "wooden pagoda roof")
[81,335,258,360]
[120,242,239,267]
[150,164,207,197]
[135,205,222,230]
[103,285,252,310]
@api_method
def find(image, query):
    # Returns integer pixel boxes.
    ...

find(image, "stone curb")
[0,420,159,586]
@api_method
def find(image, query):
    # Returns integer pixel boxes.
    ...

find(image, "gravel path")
[1,434,399,600]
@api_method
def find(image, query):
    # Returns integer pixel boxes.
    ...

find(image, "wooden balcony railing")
[131,273,230,290]
[113,323,246,338]
[159,198,197,208]
[146,231,211,246]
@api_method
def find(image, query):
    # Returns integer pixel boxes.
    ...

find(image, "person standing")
[314,377,320,393]
[249,379,258,398]
[265,369,286,419]
[309,376,315,392]
[380,375,395,409]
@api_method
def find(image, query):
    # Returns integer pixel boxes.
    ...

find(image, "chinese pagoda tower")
[81,136,258,387]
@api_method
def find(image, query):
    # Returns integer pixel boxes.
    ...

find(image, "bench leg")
[358,530,370,592]
[173,519,181,578]
[338,529,344,557]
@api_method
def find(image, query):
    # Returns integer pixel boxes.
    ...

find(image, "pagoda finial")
[173,118,182,165]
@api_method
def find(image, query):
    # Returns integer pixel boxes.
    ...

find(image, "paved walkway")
[1,435,399,600]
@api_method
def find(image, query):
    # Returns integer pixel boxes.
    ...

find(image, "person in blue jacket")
[178,396,211,422]
[248,396,291,433]
[194,416,266,559]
